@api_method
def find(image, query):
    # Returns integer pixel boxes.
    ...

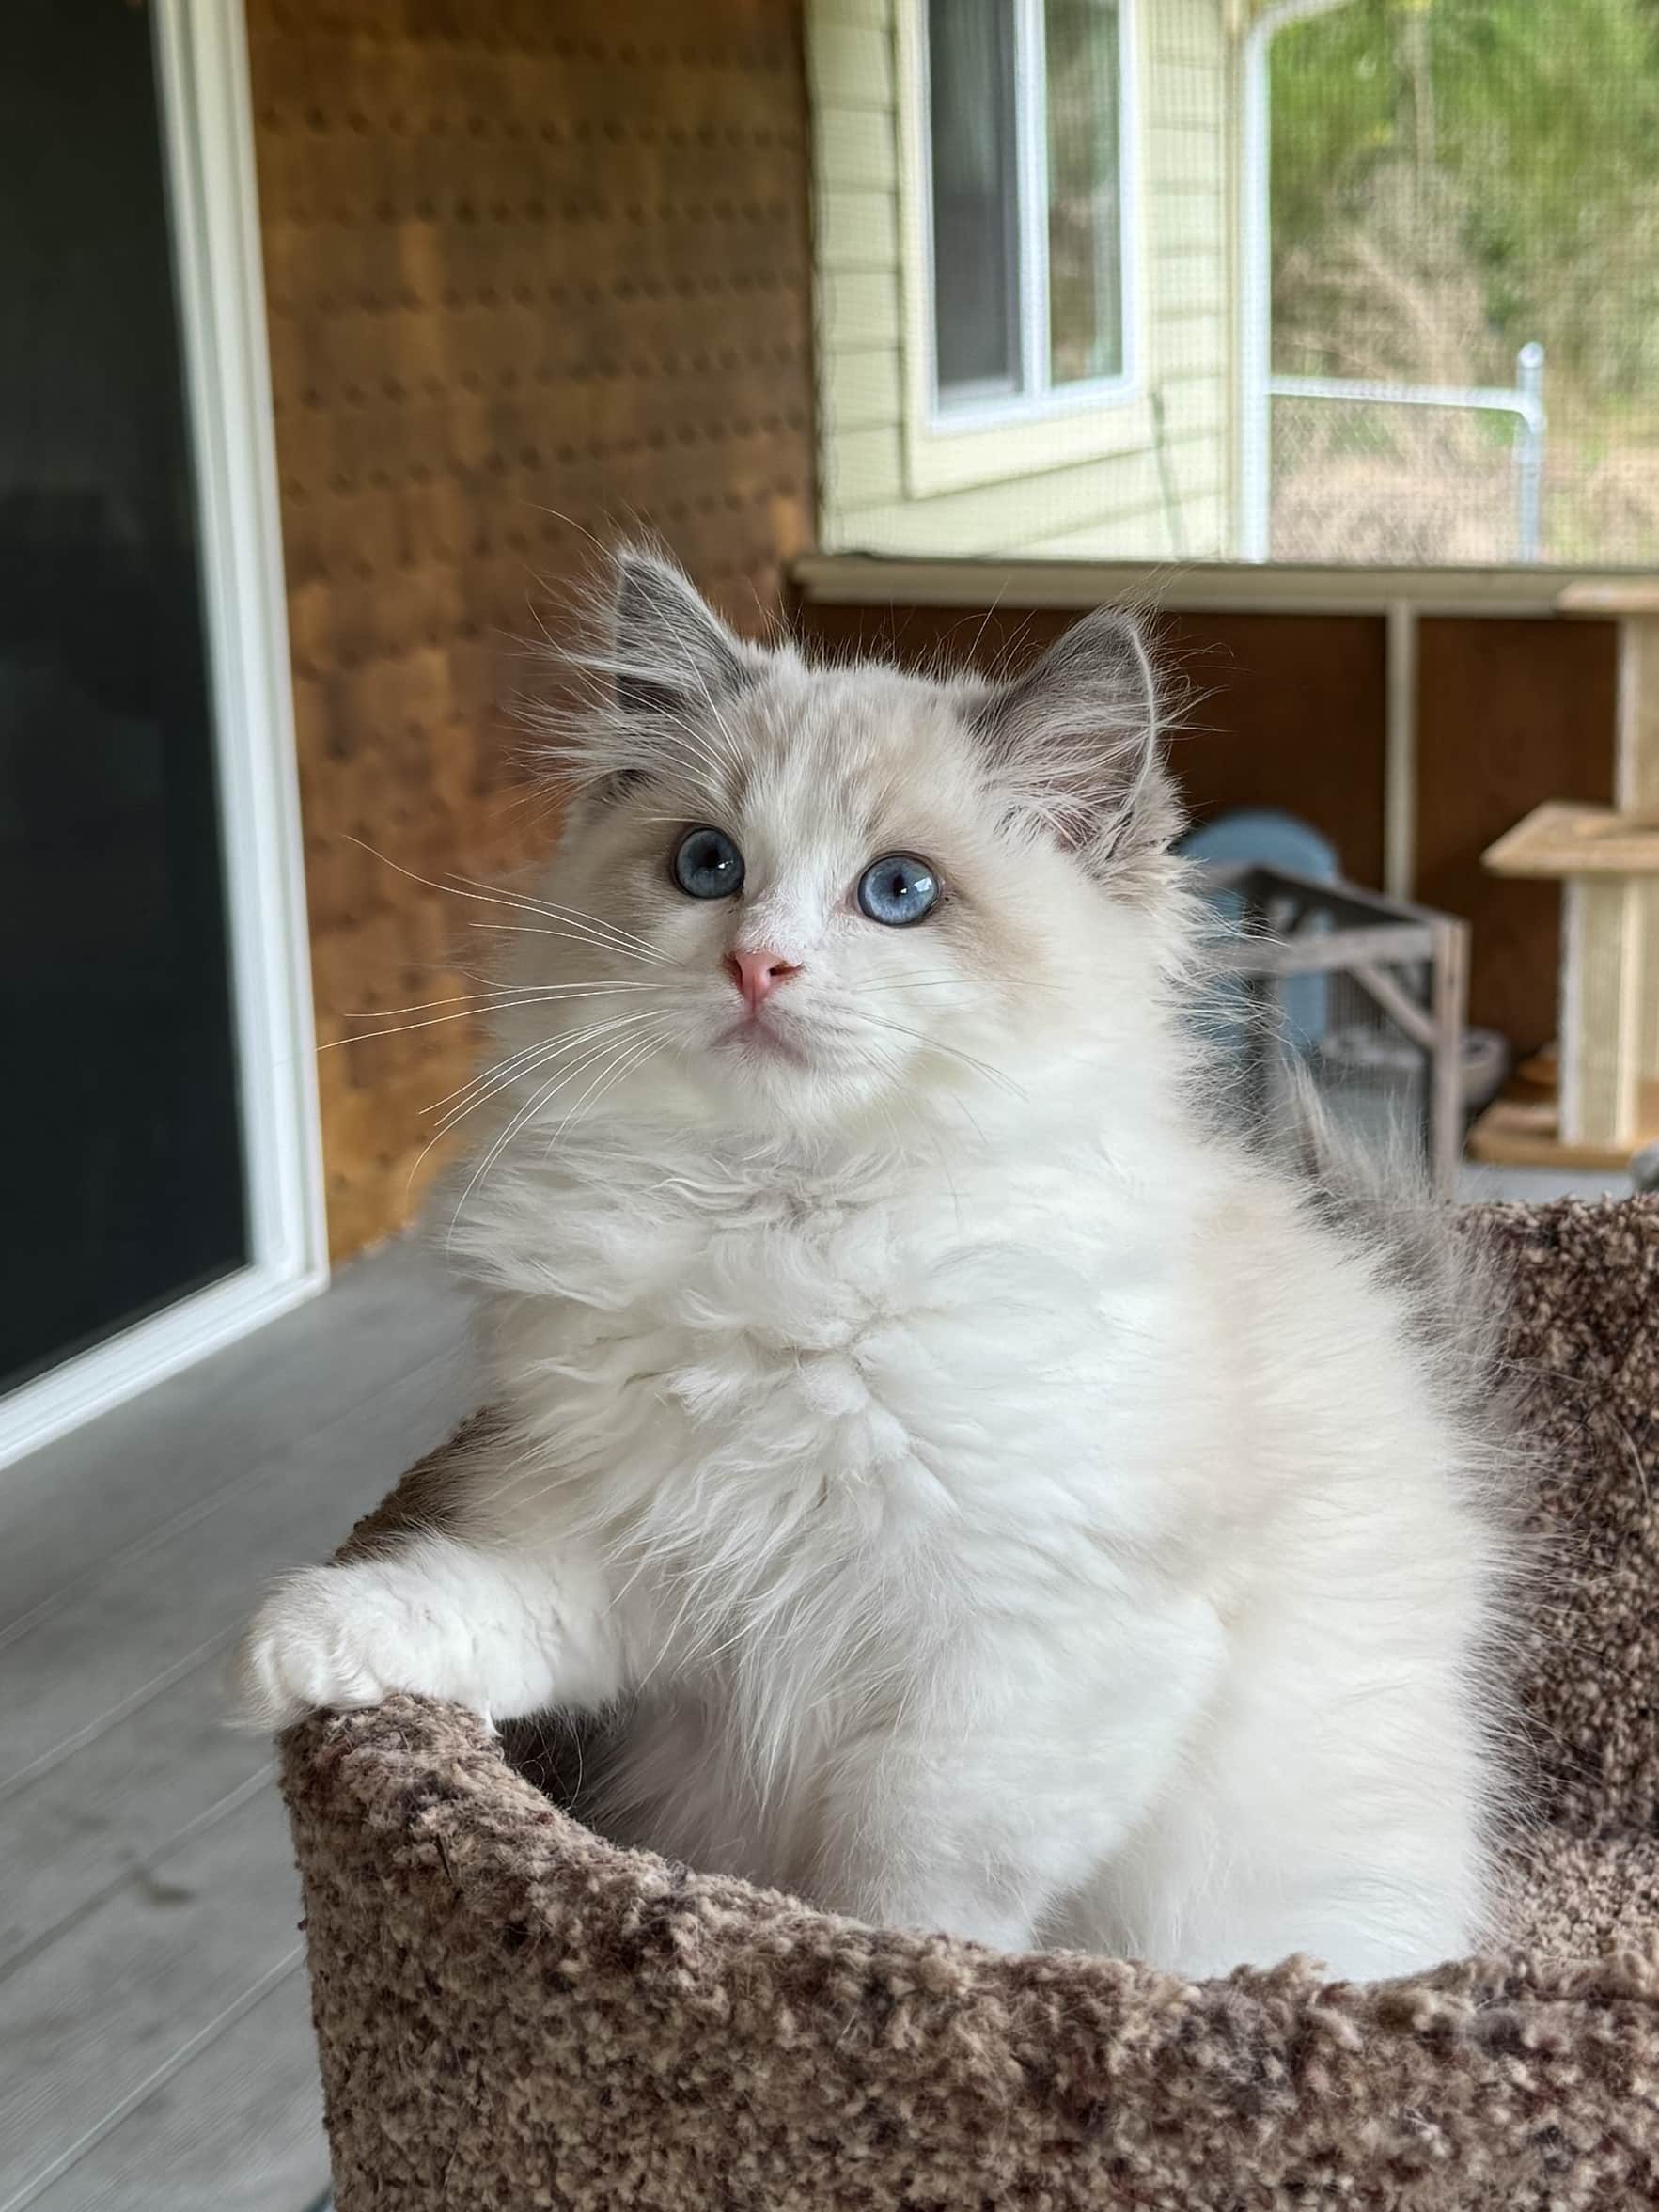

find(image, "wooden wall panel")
[1159,613,1389,890]
[1414,618,1617,1052]
[249,0,815,1257]
[798,604,1389,886]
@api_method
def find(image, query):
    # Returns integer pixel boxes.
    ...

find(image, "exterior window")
[925,0,1131,416]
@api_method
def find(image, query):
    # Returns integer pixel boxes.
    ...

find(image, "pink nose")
[726,949,801,1012]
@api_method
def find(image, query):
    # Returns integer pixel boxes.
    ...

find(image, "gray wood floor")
[0,1237,476,2212]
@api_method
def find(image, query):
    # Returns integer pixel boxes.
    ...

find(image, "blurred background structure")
[2,1,1655,2204]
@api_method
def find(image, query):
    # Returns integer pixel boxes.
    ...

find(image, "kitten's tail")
[1271,1065,1505,1407]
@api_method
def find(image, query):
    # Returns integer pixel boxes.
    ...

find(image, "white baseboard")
[0,1261,326,1472]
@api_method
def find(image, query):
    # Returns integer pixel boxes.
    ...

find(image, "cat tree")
[280,1200,1659,2209]
[1469,583,1659,1168]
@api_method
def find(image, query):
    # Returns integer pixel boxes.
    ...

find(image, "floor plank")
[0,1654,271,1973]
[0,1353,476,1795]
[0,1239,466,1636]
[24,1968,330,2212]
[0,1236,476,2211]
[0,1784,305,2209]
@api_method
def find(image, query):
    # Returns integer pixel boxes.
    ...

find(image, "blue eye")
[672,824,744,900]
[857,854,940,927]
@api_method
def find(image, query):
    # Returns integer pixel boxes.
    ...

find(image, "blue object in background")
[1177,808,1339,1058]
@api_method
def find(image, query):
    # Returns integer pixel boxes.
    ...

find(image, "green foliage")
[1271,0,1659,393]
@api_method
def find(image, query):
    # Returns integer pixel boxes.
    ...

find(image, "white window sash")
[927,0,1138,430]
[1013,0,1052,401]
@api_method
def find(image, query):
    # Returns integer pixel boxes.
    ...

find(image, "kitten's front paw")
[231,1567,402,1729]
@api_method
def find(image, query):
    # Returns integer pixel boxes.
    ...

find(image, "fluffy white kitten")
[237,553,1512,1979]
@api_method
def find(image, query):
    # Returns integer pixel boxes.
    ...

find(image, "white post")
[1559,876,1646,1148]
[1236,0,1357,562]
[1514,342,1545,562]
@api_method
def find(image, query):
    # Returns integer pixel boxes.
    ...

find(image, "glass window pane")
[1045,0,1124,386]
[0,0,248,1391]
[928,0,1023,400]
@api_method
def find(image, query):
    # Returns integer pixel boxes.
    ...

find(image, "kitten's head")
[501,551,1190,1137]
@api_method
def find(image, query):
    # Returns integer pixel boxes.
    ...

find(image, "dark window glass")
[928,0,1023,400]
[0,0,247,1393]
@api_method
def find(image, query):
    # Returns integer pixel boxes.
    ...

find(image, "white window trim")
[0,0,327,1472]
[898,0,1146,498]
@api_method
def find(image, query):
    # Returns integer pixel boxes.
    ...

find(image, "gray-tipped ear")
[970,608,1182,876]
[612,550,755,718]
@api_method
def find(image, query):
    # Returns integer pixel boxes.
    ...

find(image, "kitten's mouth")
[714,1016,809,1066]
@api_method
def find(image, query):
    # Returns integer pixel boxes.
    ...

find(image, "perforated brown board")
[248,0,815,1258]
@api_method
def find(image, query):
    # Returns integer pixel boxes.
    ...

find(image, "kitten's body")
[238,557,1510,1979]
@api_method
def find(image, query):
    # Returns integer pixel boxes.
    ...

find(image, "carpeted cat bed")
[282,1200,1659,2210]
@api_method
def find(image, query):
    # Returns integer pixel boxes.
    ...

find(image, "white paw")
[230,1565,421,1729]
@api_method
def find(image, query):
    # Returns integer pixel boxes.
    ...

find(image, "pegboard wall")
[247,0,815,1258]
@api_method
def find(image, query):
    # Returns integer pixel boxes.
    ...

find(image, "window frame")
[919,0,1141,434]
[0,0,327,1469]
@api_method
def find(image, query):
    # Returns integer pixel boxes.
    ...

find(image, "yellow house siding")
[808,0,1234,560]
[815,109,898,191]
[817,188,900,273]
[832,435,1226,557]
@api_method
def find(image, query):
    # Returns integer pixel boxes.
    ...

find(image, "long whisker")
[434,1008,665,1138]
[540,1030,667,1160]
[864,1015,1027,1101]
[338,979,664,1022]
[446,1041,622,1245]
[447,1016,671,1243]
[462,920,665,966]
[341,834,667,965]
[446,873,668,962]
[403,1034,570,1198]
[404,1012,664,1197]
[419,1011,644,1118]
[319,985,656,1050]
[463,922,660,951]
[404,1008,669,1201]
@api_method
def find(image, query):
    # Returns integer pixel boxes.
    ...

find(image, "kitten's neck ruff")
[447,1019,1199,1268]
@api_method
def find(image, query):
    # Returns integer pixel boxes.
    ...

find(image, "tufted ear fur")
[533,547,765,801]
[968,609,1183,887]
[610,550,757,720]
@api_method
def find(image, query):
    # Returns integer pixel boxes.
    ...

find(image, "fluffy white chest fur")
[448,1111,1497,1980]
[236,556,1510,1980]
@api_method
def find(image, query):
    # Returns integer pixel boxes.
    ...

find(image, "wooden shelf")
[1556,580,1659,620]
[1482,801,1659,878]
[1468,1075,1659,1169]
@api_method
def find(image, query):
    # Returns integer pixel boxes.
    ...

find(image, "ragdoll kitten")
[236,552,1511,1980]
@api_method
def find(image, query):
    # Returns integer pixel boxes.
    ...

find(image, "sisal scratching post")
[1469,585,1659,1169]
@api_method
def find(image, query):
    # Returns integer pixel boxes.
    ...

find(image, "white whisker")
[447,1016,671,1244]
[541,1028,671,1160]
[320,985,658,1051]
[340,834,667,965]
[447,874,668,963]
[341,980,663,1022]
[863,1015,1027,1102]
[435,1009,668,1139]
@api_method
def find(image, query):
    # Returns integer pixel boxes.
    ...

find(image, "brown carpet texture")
[281,1198,1659,2209]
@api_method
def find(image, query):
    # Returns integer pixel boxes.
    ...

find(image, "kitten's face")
[492,557,1182,1138]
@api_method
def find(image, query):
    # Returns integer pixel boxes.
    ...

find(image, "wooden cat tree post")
[1470,583,1659,1167]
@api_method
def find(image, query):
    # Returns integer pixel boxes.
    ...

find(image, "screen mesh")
[812,0,1659,568]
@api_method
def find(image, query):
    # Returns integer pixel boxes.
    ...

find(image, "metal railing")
[1262,343,1547,562]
